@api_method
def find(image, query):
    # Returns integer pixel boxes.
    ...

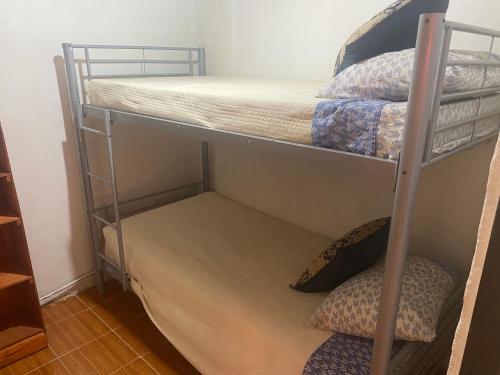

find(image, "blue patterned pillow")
[321,49,500,101]
[334,0,449,75]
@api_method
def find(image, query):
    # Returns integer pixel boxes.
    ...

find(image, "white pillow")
[308,255,455,342]
[319,48,500,101]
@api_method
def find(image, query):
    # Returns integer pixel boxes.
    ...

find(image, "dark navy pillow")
[334,0,450,75]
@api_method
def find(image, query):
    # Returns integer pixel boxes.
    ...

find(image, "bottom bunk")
[102,192,461,375]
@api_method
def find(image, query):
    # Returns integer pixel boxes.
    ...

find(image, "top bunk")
[63,15,500,172]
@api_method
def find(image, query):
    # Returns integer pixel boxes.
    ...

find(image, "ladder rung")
[92,214,116,229]
[80,126,106,136]
[98,253,123,271]
[86,172,113,185]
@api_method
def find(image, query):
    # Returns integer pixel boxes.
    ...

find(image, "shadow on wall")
[53,55,94,290]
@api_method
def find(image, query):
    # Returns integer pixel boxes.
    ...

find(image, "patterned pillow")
[321,49,500,101]
[291,217,390,292]
[334,0,449,75]
[308,255,455,342]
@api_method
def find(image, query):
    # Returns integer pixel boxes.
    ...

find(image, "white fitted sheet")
[86,76,500,161]
[103,192,332,375]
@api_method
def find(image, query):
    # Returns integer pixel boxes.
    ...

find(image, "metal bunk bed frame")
[62,13,500,375]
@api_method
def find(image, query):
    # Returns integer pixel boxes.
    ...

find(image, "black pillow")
[334,0,450,75]
[291,218,391,292]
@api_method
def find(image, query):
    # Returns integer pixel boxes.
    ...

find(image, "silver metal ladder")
[78,108,128,291]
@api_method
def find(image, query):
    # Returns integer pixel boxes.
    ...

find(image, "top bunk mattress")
[86,76,500,161]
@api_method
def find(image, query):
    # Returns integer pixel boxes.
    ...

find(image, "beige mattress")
[103,192,332,375]
[86,76,500,160]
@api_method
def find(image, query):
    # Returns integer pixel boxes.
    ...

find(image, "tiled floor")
[0,280,200,375]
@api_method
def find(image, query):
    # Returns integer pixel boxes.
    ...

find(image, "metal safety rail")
[71,44,206,80]
[62,15,500,375]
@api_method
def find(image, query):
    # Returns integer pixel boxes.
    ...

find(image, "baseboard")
[39,271,95,306]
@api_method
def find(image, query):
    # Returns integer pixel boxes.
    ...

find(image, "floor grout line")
[76,295,161,375]
[11,287,165,375]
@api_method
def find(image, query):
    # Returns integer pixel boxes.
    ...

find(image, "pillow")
[308,255,455,342]
[291,217,390,292]
[334,0,450,76]
[321,49,500,101]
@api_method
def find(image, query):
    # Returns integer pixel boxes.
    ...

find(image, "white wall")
[1,0,498,297]
[197,0,500,274]
[196,0,500,79]
[0,0,200,297]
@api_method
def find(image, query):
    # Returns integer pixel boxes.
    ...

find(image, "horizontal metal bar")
[82,105,397,171]
[435,109,500,133]
[92,214,116,229]
[69,44,199,51]
[445,21,500,38]
[83,73,190,79]
[80,126,106,135]
[87,172,113,185]
[423,132,499,167]
[88,59,190,65]
[447,59,500,67]
[98,253,121,269]
[95,181,203,212]
[441,87,500,102]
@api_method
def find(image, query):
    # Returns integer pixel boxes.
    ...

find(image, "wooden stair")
[0,124,46,367]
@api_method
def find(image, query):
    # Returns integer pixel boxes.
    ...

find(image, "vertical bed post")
[104,111,128,290]
[198,47,210,192]
[370,13,445,375]
[62,43,105,293]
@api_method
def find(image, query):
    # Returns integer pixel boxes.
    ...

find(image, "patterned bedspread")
[312,96,500,159]
[303,333,404,375]
[312,99,388,156]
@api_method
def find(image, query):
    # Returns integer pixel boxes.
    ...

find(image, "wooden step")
[0,272,32,290]
[0,326,44,350]
[0,216,20,226]
[0,327,46,367]
[0,173,11,182]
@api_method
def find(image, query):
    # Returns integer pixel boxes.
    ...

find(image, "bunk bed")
[62,13,500,375]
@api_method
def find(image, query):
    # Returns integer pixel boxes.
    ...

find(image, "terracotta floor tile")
[57,315,95,347]
[6,280,200,375]
[45,324,77,356]
[74,310,110,338]
[143,343,200,375]
[42,302,73,324]
[114,358,157,375]
[60,349,99,375]
[6,356,36,375]
[78,280,123,308]
[97,332,137,364]
[41,309,55,328]
[91,294,144,330]
[61,296,87,315]
[79,339,121,374]
[30,347,57,368]
[115,315,167,355]
[31,360,70,375]
[90,304,125,330]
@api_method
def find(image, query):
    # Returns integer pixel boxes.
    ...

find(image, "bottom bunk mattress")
[103,192,460,375]
[104,192,332,375]
[86,76,500,161]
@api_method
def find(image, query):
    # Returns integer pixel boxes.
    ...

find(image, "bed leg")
[201,141,210,192]
[370,13,446,375]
